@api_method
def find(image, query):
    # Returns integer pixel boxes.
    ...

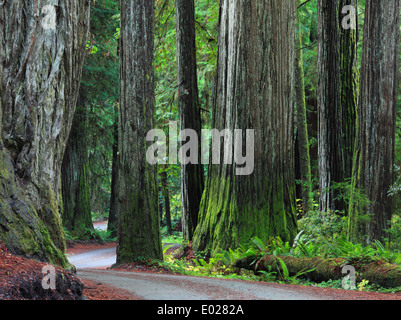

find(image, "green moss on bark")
[0,147,69,268]
[193,174,298,257]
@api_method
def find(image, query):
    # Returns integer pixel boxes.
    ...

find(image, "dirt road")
[77,269,326,300]
[66,240,401,300]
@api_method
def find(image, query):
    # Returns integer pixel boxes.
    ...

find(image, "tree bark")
[235,254,401,288]
[161,167,172,235]
[317,0,342,214]
[107,104,119,238]
[117,0,163,262]
[61,89,93,232]
[338,0,358,181]
[192,0,298,256]
[348,0,400,243]
[175,0,205,241]
[317,0,358,214]
[0,0,90,266]
[295,6,313,214]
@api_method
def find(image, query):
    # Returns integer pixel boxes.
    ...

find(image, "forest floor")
[67,242,401,300]
[4,220,401,300]
[2,240,401,300]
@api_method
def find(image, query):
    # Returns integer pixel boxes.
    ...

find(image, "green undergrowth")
[156,232,401,294]
[64,226,117,243]
[161,227,183,244]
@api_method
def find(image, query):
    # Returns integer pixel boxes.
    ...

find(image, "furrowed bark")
[338,0,358,182]
[192,0,298,256]
[117,0,163,262]
[175,0,205,241]
[0,0,90,266]
[317,0,358,214]
[295,5,313,214]
[61,90,93,232]
[348,0,400,243]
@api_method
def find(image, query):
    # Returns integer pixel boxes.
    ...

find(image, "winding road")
[66,222,401,300]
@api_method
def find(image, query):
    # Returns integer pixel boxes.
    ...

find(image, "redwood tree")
[117,0,163,262]
[0,0,90,266]
[317,0,358,214]
[348,0,400,242]
[192,0,298,255]
[61,89,93,232]
[175,0,205,241]
[295,3,313,215]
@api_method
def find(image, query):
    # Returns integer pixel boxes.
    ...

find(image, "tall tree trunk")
[295,5,313,215]
[107,104,119,238]
[61,89,93,232]
[317,0,358,214]
[192,0,298,256]
[175,0,205,241]
[161,167,172,235]
[317,0,342,214]
[348,0,400,243]
[117,0,162,262]
[0,0,90,266]
[338,0,358,181]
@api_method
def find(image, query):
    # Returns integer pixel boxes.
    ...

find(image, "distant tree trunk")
[192,0,298,256]
[117,0,162,262]
[161,167,172,235]
[317,0,358,214]
[61,89,93,232]
[295,6,313,214]
[348,0,400,243]
[175,0,205,241]
[317,0,341,214]
[107,104,119,237]
[338,0,358,181]
[0,0,90,266]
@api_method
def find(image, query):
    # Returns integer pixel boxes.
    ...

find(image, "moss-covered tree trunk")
[295,5,313,215]
[0,0,90,266]
[235,254,401,288]
[117,0,163,262]
[192,0,298,256]
[175,0,205,241]
[61,90,93,232]
[317,0,358,214]
[348,0,400,243]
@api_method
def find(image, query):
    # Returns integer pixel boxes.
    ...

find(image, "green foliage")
[64,226,116,243]
[79,0,120,215]
[298,209,347,243]
[161,226,182,244]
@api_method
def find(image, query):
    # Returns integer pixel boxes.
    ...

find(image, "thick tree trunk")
[175,0,205,241]
[317,0,358,214]
[61,90,93,232]
[348,0,400,243]
[192,0,298,256]
[117,0,163,262]
[0,0,90,266]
